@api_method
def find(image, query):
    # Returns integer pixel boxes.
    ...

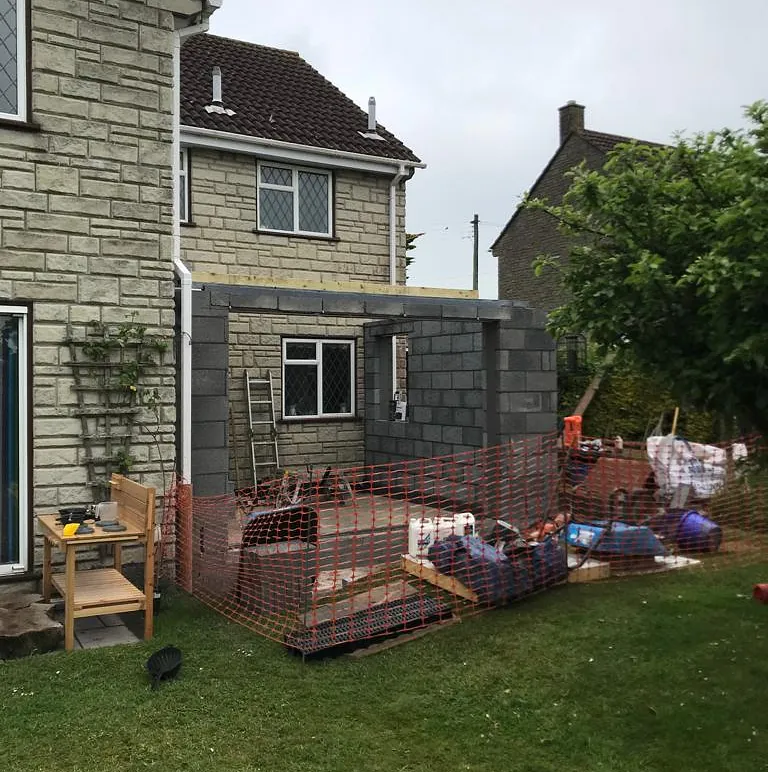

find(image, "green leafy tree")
[527,101,768,435]
[405,232,424,279]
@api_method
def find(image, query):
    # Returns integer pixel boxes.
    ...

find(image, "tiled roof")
[580,129,665,153]
[180,34,420,163]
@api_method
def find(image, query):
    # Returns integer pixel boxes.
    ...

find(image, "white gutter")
[180,124,426,175]
[389,164,408,396]
[173,18,210,482]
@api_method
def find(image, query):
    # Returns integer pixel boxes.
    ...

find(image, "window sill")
[180,221,197,228]
[279,415,360,425]
[253,228,339,243]
[0,117,40,133]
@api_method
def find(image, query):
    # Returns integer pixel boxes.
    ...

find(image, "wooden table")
[39,514,153,651]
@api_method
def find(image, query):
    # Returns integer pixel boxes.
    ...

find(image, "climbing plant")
[67,318,170,502]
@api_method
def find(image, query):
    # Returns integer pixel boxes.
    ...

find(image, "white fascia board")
[180,125,426,175]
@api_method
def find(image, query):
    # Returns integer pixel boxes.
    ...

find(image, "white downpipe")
[173,19,209,482]
[389,165,407,396]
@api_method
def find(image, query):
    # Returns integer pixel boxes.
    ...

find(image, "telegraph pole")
[471,213,479,292]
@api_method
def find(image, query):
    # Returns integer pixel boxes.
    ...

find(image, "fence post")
[176,482,193,593]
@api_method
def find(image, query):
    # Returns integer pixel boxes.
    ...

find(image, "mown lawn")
[2,563,768,772]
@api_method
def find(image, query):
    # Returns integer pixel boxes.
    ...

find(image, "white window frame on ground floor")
[0,304,28,576]
[281,337,355,420]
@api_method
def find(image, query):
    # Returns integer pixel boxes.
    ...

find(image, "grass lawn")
[3,563,768,772]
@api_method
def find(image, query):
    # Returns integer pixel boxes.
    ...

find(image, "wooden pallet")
[400,554,479,602]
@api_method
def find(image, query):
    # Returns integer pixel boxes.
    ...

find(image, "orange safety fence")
[159,433,768,656]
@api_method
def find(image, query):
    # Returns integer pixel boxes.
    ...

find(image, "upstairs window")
[0,0,26,122]
[258,163,332,237]
[179,148,190,223]
[282,338,354,420]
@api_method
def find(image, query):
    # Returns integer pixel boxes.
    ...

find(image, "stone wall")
[493,134,606,312]
[229,311,367,481]
[0,0,180,571]
[181,147,407,284]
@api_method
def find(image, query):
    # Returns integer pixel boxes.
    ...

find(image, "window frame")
[257,161,333,237]
[179,147,190,224]
[0,0,28,123]
[0,304,30,576]
[281,337,356,421]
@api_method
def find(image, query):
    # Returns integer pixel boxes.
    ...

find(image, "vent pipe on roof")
[368,96,376,132]
[212,66,223,104]
[205,65,236,116]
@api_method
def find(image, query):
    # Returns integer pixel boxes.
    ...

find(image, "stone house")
[492,102,656,313]
[177,33,426,487]
[0,0,225,579]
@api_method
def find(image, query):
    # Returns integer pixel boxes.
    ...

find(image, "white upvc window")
[282,338,355,420]
[0,0,27,122]
[257,162,333,237]
[179,148,190,223]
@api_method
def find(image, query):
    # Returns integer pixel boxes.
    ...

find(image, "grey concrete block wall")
[191,290,230,496]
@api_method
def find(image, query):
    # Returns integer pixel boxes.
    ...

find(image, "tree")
[526,101,768,435]
[405,232,424,279]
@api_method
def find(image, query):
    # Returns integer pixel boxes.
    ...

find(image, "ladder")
[244,369,280,485]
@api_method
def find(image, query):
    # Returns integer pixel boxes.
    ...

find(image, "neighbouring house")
[491,102,658,313]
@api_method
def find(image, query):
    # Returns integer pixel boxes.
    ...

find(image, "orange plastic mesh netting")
[160,433,767,656]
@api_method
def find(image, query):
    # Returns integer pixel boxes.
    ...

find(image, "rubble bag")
[428,535,530,604]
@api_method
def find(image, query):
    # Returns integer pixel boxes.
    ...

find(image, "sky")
[209,0,768,299]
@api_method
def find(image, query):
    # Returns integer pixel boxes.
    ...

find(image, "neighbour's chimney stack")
[559,100,585,144]
[368,96,377,132]
[212,66,223,104]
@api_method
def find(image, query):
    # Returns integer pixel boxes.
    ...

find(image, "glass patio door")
[0,307,28,575]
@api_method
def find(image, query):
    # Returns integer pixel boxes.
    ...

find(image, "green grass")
[3,563,768,772]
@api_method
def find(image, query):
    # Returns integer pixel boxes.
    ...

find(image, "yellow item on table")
[62,523,79,537]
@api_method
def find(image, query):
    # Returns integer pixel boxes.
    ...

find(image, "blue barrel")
[675,510,722,552]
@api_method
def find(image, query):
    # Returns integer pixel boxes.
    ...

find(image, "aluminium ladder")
[244,369,280,485]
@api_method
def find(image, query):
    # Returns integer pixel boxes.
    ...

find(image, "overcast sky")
[210,0,768,299]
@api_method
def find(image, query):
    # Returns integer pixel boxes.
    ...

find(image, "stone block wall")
[180,147,407,285]
[228,310,367,482]
[493,133,607,312]
[0,0,180,571]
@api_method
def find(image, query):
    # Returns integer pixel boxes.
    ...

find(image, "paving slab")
[76,624,139,650]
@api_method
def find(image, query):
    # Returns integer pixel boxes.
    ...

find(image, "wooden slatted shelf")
[51,569,146,614]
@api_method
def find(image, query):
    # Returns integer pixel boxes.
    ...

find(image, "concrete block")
[526,413,557,434]
[423,390,442,407]
[410,336,431,355]
[499,413,527,435]
[501,392,542,413]
[191,421,226,449]
[462,427,484,447]
[191,396,228,422]
[524,329,556,351]
[460,391,484,409]
[192,343,228,370]
[278,293,323,314]
[431,371,451,389]
[449,334,475,353]
[192,369,226,396]
[452,371,474,390]
[525,371,557,392]
[460,352,483,370]
[412,406,432,424]
[191,448,230,474]
[422,424,442,443]
[441,302,478,320]
[403,300,444,318]
[499,371,526,392]
[431,335,452,353]
[506,351,542,371]
[192,472,230,497]
[364,297,405,317]
[192,316,227,344]
[499,328,526,350]
[322,294,365,315]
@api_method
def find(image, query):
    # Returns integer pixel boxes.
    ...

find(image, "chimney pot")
[559,101,585,144]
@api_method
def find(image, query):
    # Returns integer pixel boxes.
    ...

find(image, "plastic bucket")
[675,510,722,552]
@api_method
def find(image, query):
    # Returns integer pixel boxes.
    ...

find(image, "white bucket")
[408,513,476,558]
